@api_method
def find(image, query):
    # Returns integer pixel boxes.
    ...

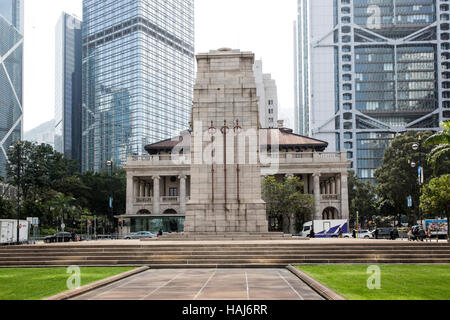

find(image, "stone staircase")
[148,232,301,241]
[1,242,450,268]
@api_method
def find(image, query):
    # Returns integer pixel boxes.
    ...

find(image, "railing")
[136,197,152,204]
[321,194,341,201]
[161,196,180,203]
[135,196,184,204]
[127,155,191,165]
[129,152,346,165]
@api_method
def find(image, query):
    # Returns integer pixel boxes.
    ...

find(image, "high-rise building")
[254,60,279,128]
[296,0,450,183]
[0,0,23,177]
[294,0,310,136]
[81,0,195,172]
[55,12,82,164]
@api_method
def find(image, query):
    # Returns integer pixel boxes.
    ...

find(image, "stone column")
[303,174,309,194]
[134,179,140,198]
[336,175,341,195]
[340,172,349,220]
[140,182,145,199]
[153,176,160,215]
[313,173,321,220]
[326,181,331,195]
[126,173,134,213]
[179,174,187,214]
[331,178,336,195]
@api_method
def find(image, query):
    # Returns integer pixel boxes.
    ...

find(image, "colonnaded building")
[120,49,350,235]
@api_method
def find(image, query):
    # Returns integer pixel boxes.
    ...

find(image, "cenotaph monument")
[184,48,269,233]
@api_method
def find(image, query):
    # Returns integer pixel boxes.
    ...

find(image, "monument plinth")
[184,49,269,233]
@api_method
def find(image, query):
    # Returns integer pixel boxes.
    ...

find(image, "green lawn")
[0,267,135,300]
[297,265,450,300]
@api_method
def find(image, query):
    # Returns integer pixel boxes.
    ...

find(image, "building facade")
[121,49,350,235]
[81,0,195,172]
[254,60,279,128]
[296,0,450,183]
[55,12,82,164]
[294,0,310,136]
[0,0,23,177]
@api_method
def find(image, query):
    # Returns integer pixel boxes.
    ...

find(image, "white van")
[0,219,29,244]
[300,220,349,238]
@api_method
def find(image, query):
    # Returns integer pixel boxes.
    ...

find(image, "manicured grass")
[297,265,450,300]
[0,267,135,300]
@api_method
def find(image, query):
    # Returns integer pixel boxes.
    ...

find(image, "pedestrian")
[352,229,356,239]
[157,229,163,237]
[408,229,413,241]
[393,228,399,240]
[309,229,315,239]
[338,227,343,238]
[390,229,394,240]
[426,228,432,242]
[374,228,379,240]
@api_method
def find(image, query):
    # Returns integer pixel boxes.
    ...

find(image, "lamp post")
[9,141,22,245]
[410,141,424,228]
[106,160,113,235]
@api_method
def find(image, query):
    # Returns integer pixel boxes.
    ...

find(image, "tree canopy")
[262,176,314,233]
[374,131,436,223]
[424,121,450,174]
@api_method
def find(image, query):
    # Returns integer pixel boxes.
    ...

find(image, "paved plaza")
[71,268,323,300]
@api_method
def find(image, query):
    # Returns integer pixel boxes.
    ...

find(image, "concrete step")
[2,250,450,258]
[1,258,450,267]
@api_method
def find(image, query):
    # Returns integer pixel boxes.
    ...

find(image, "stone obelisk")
[184,48,269,233]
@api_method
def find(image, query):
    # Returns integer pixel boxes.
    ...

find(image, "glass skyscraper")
[0,0,23,177]
[55,13,82,165]
[297,0,450,183]
[81,0,195,172]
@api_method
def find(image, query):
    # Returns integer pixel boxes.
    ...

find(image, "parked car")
[44,232,79,243]
[373,228,397,239]
[124,231,156,240]
[343,229,374,239]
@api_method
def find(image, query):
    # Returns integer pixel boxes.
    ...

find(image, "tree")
[347,171,378,228]
[6,141,78,200]
[262,176,314,234]
[424,121,450,175]
[375,131,435,224]
[420,175,450,240]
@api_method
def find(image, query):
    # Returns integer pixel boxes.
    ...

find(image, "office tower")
[297,0,450,183]
[81,0,195,172]
[55,12,82,164]
[254,60,279,128]
[294,0,310,136]
[0,0,23,177]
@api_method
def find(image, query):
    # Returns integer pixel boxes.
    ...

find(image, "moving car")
[123,231,156,240]
[44,232,79,243]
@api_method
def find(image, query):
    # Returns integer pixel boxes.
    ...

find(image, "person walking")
[374,228,379,240]
[426,228,432,242]
[338,227,343,239]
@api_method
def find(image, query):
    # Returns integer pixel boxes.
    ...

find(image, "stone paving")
[71,268,323,300]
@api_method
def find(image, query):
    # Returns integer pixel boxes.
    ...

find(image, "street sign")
[32,217,39,226]
[407,196,413,208]
[61,223,65,231]
[418,166,424,185]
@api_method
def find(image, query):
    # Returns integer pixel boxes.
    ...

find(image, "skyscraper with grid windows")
[0,0,23,177]
[295,0,450,183]
[81,0,195,172]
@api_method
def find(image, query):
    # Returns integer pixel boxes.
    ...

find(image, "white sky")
[23,0,297,131]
